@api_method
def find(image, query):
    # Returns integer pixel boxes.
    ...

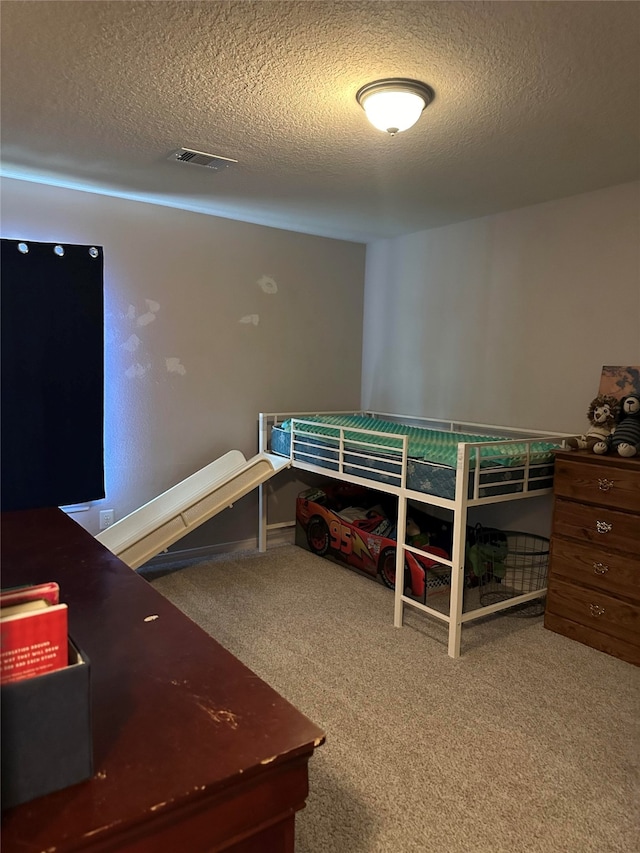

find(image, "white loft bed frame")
[258,410,571,658]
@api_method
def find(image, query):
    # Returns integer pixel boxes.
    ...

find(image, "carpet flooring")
[148,545,640,853]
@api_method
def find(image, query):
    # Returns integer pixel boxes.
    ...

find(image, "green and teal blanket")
[282,414,557,470]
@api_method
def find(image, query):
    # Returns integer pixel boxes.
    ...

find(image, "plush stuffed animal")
[406,517,430,549]
[594,393,640,457]
[566,394,620,452]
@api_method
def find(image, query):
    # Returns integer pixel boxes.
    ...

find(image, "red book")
[0,581,60,609]
[1,599,68,685]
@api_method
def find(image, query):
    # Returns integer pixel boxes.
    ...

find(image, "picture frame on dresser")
[597,365,640,400]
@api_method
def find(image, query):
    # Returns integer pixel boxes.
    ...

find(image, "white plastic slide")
[96,450,290,569]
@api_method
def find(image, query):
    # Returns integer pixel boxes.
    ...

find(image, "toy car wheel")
[379,547,406,590]
[378,548,396,589]
[307,516,330,556]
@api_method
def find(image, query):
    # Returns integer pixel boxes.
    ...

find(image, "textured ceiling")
[1,1,639,242]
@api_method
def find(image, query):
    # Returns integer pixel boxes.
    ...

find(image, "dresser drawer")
[552,497,640,553]
[544,611,640,665]
[554,457,640,512]
[549,537,640,599]
[546,577,640,646]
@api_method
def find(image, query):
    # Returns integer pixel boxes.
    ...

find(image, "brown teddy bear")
[566,394,620,452]
[593,393,640,456]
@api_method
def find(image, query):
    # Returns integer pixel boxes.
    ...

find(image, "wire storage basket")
[468,527,550,617]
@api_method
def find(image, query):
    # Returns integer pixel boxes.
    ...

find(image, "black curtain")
[1,239,105,510]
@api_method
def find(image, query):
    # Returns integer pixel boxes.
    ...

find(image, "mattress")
[271,415,557,500]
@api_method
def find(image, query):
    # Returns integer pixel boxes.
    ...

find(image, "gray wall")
[1,178,366,545]
[362,181,639,432]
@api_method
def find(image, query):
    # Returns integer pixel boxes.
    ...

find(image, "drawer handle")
[596,520,612,534]
[597,478,614,492]
[589,604,605,618]
[593,562,609,575]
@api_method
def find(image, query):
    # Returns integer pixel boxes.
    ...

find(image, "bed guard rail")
[289,417,409,492]
[259,411,571,503]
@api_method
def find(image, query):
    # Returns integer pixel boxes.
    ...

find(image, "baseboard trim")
[141,524,295,571]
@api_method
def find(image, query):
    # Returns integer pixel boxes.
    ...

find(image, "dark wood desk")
[1,508,325,852]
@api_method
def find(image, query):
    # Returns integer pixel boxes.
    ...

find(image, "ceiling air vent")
[168,148,238,171]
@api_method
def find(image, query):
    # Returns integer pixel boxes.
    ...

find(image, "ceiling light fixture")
[356,78,434,136]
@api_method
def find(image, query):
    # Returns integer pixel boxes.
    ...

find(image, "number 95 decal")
[330,520,352,554]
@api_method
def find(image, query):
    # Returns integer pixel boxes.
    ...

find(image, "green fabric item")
[467,541,508,579]
[282,414,558,469]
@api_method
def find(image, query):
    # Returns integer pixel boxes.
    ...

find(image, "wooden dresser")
[544,450,640,665]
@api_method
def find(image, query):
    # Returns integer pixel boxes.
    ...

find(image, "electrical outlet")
[99,509,115,530]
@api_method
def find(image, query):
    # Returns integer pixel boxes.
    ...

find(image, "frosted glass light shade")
[356,79,434,136]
